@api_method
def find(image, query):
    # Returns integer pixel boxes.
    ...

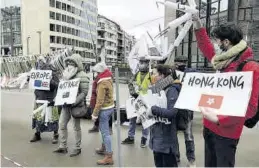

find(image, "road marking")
[1,154,24,167]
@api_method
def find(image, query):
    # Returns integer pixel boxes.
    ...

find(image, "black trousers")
[203,127,239,167]
[153,151,178,167]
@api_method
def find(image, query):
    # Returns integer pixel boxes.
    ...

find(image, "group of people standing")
[30,54,115,165]
[29,14,259,167]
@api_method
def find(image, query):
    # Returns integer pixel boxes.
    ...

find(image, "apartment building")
[97,14,134,67]
[1,0,98,64]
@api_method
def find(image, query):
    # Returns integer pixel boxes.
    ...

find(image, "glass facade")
[1,6,22,56]
[49,0,97,60]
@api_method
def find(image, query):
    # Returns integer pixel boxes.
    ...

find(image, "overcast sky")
[98,0,165,39]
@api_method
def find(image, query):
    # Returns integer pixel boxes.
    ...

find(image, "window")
[68,38,72,45]
[72,28,75,35]
[62,3,66,11]
[219,0,228,12]
[75,29,79,36]
[56,13,61,21]
[67,27,71,34]
[56,25,61,32]
[56,1,61,9]
[75,40,79,47]
[211,2,219,14]
[50,24,55,31]
[62,14,66,22]
[71,7,75,14]
[50,0,55,7]
[62,37,67,44]
[50,36,55,43]
[72,17,75,24]
[62,26,66,33]
[56,36,61,44]
[67,5,71,12]
[72,39,75,46]
[50,11,55,19]
[67,16,71,23]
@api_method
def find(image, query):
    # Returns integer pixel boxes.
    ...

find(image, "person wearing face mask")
[53,54,89,157]
[193,15,259,167]
[121,57,151,148]
[91,62,114,165]
[30,56,60,144]
[174,56,196,167]
[148,64,181,167]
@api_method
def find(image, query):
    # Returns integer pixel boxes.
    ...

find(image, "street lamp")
[27,36,30,55]
[36,31,42,54]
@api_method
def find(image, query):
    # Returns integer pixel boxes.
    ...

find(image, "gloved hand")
[47,101,55,107]
[132,93,139,99]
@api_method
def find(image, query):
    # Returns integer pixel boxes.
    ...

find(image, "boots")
[88,125,99,133]
[95,144,105,155]
[97,153,114,165]
[52,132,59,144]
[30,132,41,142]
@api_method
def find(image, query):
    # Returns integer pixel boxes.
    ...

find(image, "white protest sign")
[134,90,168,129]
[29,70,52,90]
[174,72,253,117]
[55,78,80,106]
[176,70,185,82]
[126,98,138,119]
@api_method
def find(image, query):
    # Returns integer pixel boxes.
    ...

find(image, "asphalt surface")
[1,89,259,167]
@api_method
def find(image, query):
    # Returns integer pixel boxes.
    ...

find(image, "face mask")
[139,63,148,72]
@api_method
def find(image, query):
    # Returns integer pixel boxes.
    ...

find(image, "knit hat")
[92,62,107,73]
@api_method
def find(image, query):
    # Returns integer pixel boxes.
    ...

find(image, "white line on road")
[1,154,24,167]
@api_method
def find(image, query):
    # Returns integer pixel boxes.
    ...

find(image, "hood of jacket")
[97,69,113,80]
[64,54,84,72]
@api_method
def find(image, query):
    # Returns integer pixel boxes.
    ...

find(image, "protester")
[30,56,60,144]
[193,15,259,167]
[53,54,89,157]
[174,56,196,167]
[122,57,151,148]
[148,64,180,167]
[91,62,114,165]
[88,68,113,134]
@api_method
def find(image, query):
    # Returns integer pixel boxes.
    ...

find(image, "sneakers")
[121,137,134,144]
[70,149,81,157]
[30,132,41,142]
[53,147,68,154]
[188,160,196,167]
[140,137,147,148]
[88,125,99,133]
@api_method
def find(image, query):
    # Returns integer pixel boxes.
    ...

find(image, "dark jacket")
[195,27,259,139]
[34,64,59,102]
[149,82,181,154]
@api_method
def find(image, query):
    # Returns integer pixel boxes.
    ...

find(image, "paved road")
[1,90,259,167]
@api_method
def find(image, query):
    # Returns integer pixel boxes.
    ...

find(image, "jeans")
[128,117,149,139]
[153,151,178,167]
[94,115,113,128]
[175,120,195,162]
[99,108,114,153]
[59,107,81,150]
[203,127,239,167]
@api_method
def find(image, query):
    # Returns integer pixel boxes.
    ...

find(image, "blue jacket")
[149,82,181,154]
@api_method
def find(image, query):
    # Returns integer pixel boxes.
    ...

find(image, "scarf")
[150,75,174,94]
[62,66,78,80]
[211,40,247,70]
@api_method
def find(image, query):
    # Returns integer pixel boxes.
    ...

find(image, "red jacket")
[90,69,113,109]
[195,28,259,139]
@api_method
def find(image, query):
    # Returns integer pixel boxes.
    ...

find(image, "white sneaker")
[188,161,196,167]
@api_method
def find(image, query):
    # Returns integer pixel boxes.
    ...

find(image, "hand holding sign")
[29,70,52,90]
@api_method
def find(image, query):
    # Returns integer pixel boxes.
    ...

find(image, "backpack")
[237,59,259,128]
[166,84,192,131]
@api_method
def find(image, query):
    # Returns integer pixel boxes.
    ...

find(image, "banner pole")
[115,67,122,167]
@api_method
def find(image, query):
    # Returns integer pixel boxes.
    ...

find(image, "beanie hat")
[92,62,107,73]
